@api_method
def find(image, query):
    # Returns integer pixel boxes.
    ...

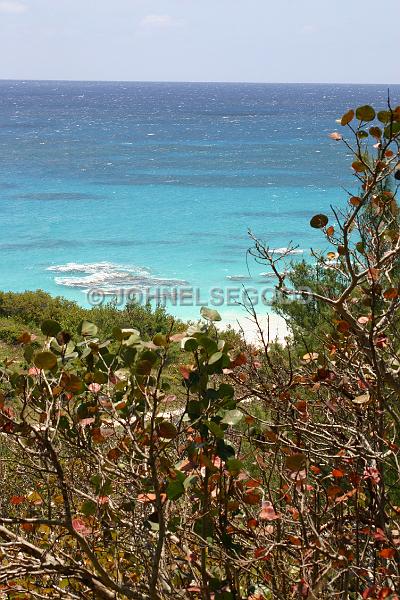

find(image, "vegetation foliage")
[0,100,400,599]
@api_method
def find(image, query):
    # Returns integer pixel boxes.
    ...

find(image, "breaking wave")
[47,262,188,293]
[270,247,304,255]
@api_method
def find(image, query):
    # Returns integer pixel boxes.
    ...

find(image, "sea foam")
[47,262,188,292]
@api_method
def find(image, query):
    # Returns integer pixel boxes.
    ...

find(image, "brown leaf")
[341,109,355,126]
[285,453,307,472]
[383,288,398,300]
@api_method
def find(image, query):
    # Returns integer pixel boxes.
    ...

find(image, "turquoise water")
[1,81,399,319]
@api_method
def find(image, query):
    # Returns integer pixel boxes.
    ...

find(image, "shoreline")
[217,310,290,345]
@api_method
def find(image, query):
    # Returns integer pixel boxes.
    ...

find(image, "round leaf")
[369,126,382,139]
[285,453,306,472]
[221,409,243,426]
[208,351,223,365]
[352,161,366,173]
[184,337,199,352]
[157,421,178,439]
[310,214,328,229]
[41,320,62,337]
[356,105,375,122]
[80,321,98,338]
[153,333,168,347]
[34,351,57,370]
[340,109,354,126]
[377,110,391,124]
[200,307,222,322]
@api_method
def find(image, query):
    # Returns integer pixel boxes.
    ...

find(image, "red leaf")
[254,547,269,560]
[243,490,262,505]
[179,365,192,380]
[335,488,357,504]
[379,588,394,599]
[383,287,398,300]
[368,268,380,282]
[259,501,281,521]
[332,468,345,478]
[72,518,92,536]
[10,496,25,505]
[247,518,258,529]
[363,467,381,484]
[137,493,156,503]
[137,493,167,504]
[379,548,395,559]
[287,535,302,546]
[231,352,247,367]
[28,367,41,376]
[327,485,343,499]
[374,528,387,542]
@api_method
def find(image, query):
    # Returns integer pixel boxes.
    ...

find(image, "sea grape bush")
[0,100,399,599]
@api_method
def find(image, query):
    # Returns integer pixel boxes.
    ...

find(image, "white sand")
[218,310,290,346]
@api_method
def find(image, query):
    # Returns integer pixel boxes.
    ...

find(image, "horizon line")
[0,78,399,86]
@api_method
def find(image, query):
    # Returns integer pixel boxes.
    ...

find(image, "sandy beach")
[218,310,290,346]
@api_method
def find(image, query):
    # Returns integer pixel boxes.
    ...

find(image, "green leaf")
[384,121,400,138]
[209,351,223,365]
[356,242,365,254]
[194,514,213,539]
[356,105,375,122]
[216,439,235,460]
[206,420,225,439]
[41,320,62,337]
[221,409,243,426]
[217,383,235,400]
[310,214,328,229]
[196,335,218,356]
[184,337,199,352]
[140,350,158,365]
[81,500,97,516]
[183,475,197,490]
[93,371,108,385]
[216,592,234,600]
[200,307,222,322]
[225,458,243,476]
[166,479,185,501]
[34,351,57,370]
[80,321,98,338]
[377,110,391,124]
[153,333,168,347]
[24,345,34,363]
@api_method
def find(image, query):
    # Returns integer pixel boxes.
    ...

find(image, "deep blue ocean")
[1,81,399,320]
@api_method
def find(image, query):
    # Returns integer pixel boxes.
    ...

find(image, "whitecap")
[47,261,188,291]
[270,248,303,255]
[226,275,253,282]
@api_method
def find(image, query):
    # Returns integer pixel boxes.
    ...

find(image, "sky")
[0,0,399,83]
